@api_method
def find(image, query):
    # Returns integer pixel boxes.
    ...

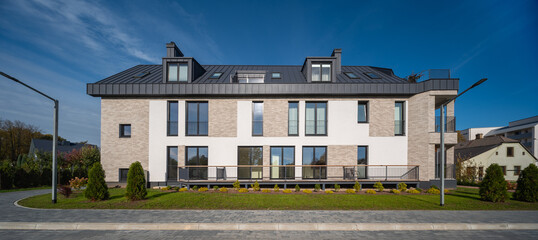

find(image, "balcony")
[174,165,419,184]
[435,116,456,133]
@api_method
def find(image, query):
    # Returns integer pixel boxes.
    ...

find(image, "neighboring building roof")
[455,136,521,160]
[487,115,538,136]
[29,139,95,155]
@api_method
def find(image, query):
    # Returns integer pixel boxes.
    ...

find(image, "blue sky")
[1,0,537,146]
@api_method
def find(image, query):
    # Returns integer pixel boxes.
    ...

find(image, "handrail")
[178,164,420,168]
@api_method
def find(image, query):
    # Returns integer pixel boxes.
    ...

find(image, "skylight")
[133,71,149,78]
[272,72,281,79]
[209,72,222,79]
[344,72,359,79]
[365,72,381,79]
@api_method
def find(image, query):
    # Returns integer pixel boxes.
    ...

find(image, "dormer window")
[272,72,281,79]
[210,72,222,79]
[168,63,188,82]
[236,71,265,83]
[312,63,331,82]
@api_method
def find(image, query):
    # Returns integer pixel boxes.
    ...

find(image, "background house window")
[168,63,188,82]
[501,165,507,176]
[119,168,129,182]
[288,102,298,136]
[507,147,514,157]
[514,165,521,175]
[238,147,263,179]
[270,147,295,179]
[395,101,405,135]
[167,146,178,181]
[312,63,331,82]
[119,124,131,138]
[186,102,208,136]
[252,102,263,136]
[167,101,178,136]
[358,101,368,123]
[302,146,327,179]
[305,102,327,135]
[186,147,208,180]
[479,167,484,180]
[357,146,368,179]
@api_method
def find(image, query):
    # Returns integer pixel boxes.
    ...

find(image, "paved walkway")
[1,189,538,239]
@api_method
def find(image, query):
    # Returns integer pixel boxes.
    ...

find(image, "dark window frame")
[269,146,295,180]
[507,147,514,157]
[167,62,188,82]
[167,101,178,136]
[252,101,264,136]
[209,72,222,79]
[237,146,264,180]
[185,146,209,180]
[119,124,131,138]
[357,145,368,179]
[271,72,281,79]
[501,165,507,176]
[186,101,209,136]
[305,102,328,136]
[288,101,299,136]
[395,101,405,136]
[311,62,332,82]
[302,146,327,179]
[167,146,179,181]
[365,72,381,79]
[344,72,360,79]
[357,101,369,123]
[514,165,521,176]
[119,168,129,182]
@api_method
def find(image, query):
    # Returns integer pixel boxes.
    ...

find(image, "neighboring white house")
[460,127,501,141]
[455,135,538,181]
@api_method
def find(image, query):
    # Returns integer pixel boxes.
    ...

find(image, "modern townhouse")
[87,42,460,188]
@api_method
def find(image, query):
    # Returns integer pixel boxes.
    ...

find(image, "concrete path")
[1,189,538,239]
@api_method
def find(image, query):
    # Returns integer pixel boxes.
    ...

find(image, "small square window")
[523,151,525,155]
[120,124,131,138]
[501,166,507,175]
[507,147,514,157]
[344,72,359,79]
[272,72,281,79]
[365,72,380,79]
[210,72,222,79]
[514,166,521,175]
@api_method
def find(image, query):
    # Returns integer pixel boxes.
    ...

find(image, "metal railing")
[435,116,456,133]
[175,165,419,182]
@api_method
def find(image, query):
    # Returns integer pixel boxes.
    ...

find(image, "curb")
[0,222,537,231]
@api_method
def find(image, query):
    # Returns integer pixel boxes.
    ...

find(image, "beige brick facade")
[368,99,395,137]
[208,99,237,137]
[263,100,289,137]
[327,145,357,179]
[101,98,149,182]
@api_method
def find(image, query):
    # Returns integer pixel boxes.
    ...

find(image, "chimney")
[476,133,483,139]
[166,42,184,58]
[331,48,342,74]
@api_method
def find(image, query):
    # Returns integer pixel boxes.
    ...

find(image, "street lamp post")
[440,78,487,206]
[1,72,59,204]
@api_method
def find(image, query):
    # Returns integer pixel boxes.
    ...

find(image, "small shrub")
[238,188,249,193]
[161,186,170,191]
[366,189,376,194]
[125,161,147,201]
[373,182,384,191]
[283,189,292,193]
[345,189,356,194]
[513,164,538,202]
[430,185,439,190]
[192,185,199,191]
[213,186,219,191]
[303,189,312,194]
[390,189,400,194]
[198,187,208,192]
[179,188,188,192]
[69,177,88,191]
[479,164,508,202]
[426,188,440,194]
[233,180,240,190]
[407,189,420,194]
[274,184,280,192]
[314,184,321,192]
[444,189,449,194]
[334,184,340,192]
[58,185,72,198]
[397,182,407,191]
[84,162,109,201]
[171,186,179,191]
[295,184,300,192]
[416,188,423,192]
[325,190,334,194]
[219,187,228,192]
[252,181,260,191]
[262,189,271,193]
[353,181,361,191]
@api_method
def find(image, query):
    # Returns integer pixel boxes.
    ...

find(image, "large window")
[252,102,263,136]
[312,63,331,82]
[119,168,129,182]
[305,102,327,135]
[119,124,131,138]
[238,147,263,179]
[288,102,298,136]
[270,147,295,179]
[168,63,188,82]
[357,146,368,179]
[167,146,178,181]
[167,101,178,136]
[186,147,208,180]
[358,101,368,123]
[302,146,327,179]
[186,102,208,136]
[395,101,405,135]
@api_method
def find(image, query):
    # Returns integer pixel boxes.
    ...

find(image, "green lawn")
[18,187,538,210]
[0,186,50,193]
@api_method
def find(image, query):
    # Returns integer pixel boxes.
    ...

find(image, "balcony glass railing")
[435,116,455,133]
